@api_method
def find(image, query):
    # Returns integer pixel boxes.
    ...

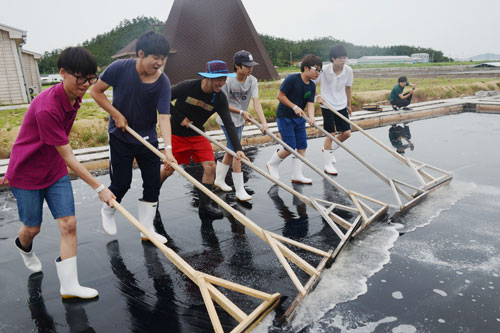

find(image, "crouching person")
[4,47,115,299]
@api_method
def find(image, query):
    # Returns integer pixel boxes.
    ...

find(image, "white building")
[357,56,415,65]
[411,53,430,63]
[0,23,42,105]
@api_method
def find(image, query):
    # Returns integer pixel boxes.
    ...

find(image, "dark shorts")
[277,117,308,150]
[172,134,215,165]
[10,174,75,227]
[322,107,351,133]
[221,125,244,152]
[109,134,161,203]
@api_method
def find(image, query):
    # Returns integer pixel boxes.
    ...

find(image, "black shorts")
[322,107,351,133]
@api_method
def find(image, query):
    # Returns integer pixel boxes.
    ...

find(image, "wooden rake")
[248,118,389,237]
[188,123,360,258]
[319,102,453,222]
[126,126,332,300]
[111,199,280,332]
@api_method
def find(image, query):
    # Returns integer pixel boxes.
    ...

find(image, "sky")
[1,0,499,59]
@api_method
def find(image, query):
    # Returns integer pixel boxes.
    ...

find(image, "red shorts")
[172,134,215,165]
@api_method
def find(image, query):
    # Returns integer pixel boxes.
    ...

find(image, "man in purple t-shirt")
[91,31,175,244]
[5,47,115,299]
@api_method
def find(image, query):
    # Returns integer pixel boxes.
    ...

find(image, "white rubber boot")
[101,203,117,236]
[266,149,283,180]
[55,256,98,299]
[214,161,232,192]
[232,172,252,201]
[323,149,338,175]
[15,238,42,273]
[291,157,312,184]
[138,200,167,244]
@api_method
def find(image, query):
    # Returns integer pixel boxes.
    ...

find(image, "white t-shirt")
[317,63,353,110]
[216,75,258,127]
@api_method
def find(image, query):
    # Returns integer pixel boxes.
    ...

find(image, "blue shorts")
[221,125,244,152]
[277,117,308,150]
[10,174,75,227]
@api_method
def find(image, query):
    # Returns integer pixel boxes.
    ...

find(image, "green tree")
[38,16,163,74]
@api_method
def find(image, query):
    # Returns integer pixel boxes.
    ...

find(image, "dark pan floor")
[1,113,499,332]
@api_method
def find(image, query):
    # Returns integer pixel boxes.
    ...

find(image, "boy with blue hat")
[161,60,248,220]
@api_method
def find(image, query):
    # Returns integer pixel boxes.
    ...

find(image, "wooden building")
[112,0,279,84]
[0,23,42,105]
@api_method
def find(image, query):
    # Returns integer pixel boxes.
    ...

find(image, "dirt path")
[354,65,500,79]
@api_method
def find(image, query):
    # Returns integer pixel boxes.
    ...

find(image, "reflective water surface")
[1,113,499,332]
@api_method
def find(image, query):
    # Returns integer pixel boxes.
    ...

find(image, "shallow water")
[1,112,499,332]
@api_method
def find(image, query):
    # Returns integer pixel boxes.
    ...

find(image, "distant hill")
[38,16,452,74]
[38,17,163,74]
[468,53,500,61]
[259,35,452,66]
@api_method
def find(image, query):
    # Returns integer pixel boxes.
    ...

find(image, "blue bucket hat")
[198,60,236,78]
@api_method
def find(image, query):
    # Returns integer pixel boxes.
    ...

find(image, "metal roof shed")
[112,0,279,84]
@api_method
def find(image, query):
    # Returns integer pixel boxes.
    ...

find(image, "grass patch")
[350,61,485,69]
[69,119,109,148]
[1,76,499,159]
[0,108,28,130]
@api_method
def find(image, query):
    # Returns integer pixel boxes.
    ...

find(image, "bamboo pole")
[186,122,357,238]
[246,118,349,194]
[304,115,414,204]
[329,103,450,186]
[321,102,409,162]
[247,118,391,224]
[112,199,280,332]
[125,126,331,296]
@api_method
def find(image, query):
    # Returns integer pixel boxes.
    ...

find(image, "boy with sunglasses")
[315,45,353,176]
[91,31,175,244]
[266,54,321,183]
[5,47,115,299]
[161,60,248,220]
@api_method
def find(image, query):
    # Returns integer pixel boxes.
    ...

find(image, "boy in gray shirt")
[214,50,268,201]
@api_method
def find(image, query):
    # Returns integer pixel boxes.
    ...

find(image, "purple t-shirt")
[5,83,79,189]
[100,59,171,144]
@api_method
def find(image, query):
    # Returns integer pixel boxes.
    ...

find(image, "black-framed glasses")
[67,71,98,85]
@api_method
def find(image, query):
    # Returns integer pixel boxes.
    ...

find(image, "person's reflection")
[225,211,256,274]
[27,272,96,332]
[322,178,353,221]
[154,204,180,252]
[62,299,96,332]
[106,240,180,332]
[196,216,224,276]
[27,272,56,332]
[267,185,308,239]
[389,123,414,154]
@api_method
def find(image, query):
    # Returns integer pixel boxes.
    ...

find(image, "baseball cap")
[233,50,259,67]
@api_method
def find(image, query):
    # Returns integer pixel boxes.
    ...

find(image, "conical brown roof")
[162,0,278,84]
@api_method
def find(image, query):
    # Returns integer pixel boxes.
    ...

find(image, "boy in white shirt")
[315,45,353,175]
[214,50,268,201]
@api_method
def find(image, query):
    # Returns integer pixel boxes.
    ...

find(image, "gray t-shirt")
[216,75,258,127]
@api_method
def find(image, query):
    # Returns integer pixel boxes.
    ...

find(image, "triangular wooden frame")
[112,200,280,333]
[248,118,389,234]
[318,103,453,221]
[126,126,333,303]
